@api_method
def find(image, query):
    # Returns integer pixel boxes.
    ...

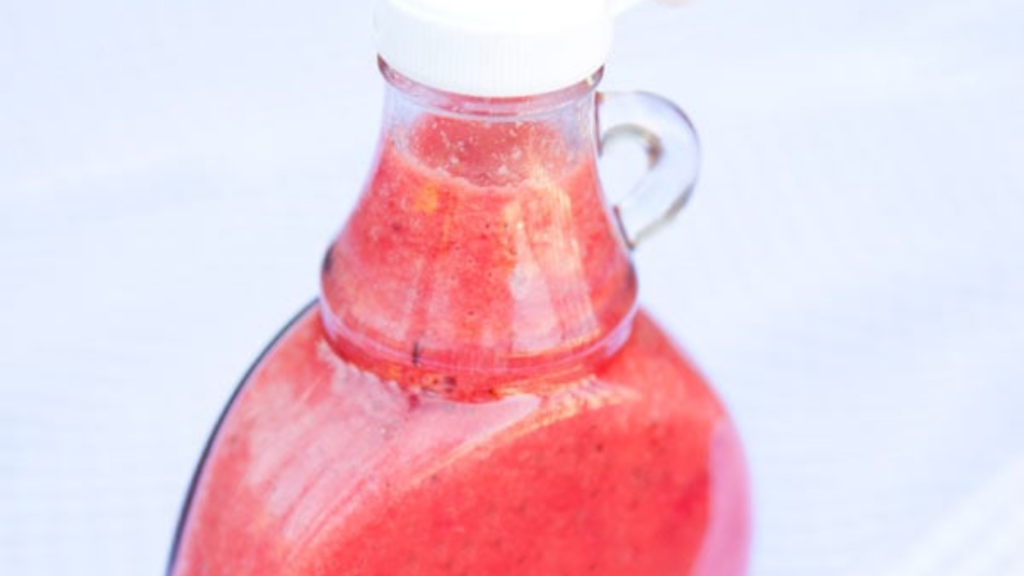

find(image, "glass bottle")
[168,1,750,574]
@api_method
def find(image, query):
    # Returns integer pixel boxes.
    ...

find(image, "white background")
[1,0,1022,574]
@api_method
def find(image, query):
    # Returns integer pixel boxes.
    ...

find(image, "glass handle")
[597,91,700,249]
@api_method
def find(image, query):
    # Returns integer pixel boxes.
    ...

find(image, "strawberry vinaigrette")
[168,61,750,576]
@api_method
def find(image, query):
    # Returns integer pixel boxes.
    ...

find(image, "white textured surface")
[1,0,1022,575]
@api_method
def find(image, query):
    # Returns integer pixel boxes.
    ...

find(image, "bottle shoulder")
[240,303,724,419]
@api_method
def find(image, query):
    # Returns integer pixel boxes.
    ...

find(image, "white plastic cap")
[374,0,636,97]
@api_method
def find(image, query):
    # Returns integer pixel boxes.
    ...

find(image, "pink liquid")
[170,113,750,575]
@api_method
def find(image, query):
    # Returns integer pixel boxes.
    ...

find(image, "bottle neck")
[378,60,604,185]
[319,64,637,400]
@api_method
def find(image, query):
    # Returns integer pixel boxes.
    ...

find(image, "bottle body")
[169,66,749,575]
[169,306,748,576]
